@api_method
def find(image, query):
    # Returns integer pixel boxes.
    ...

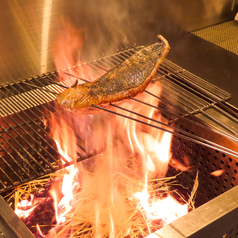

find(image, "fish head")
[57,84,93,111]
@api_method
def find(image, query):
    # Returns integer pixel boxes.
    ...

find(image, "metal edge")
[0,196,35,238]
[147,185,238,238]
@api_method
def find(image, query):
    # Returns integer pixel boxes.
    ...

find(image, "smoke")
[51,0,137,67]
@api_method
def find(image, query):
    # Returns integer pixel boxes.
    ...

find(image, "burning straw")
[47,163,180,238]
[9,168,188,238]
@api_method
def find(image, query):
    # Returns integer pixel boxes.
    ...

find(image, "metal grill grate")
[0,45,238,196]
[1,44,238,238]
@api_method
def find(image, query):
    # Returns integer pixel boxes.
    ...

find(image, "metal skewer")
[92,104,238,159]
[44,80,69,89]
[64,72,91,83]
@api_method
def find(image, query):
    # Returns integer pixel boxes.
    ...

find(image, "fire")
[45,82,188,237]
[49,112,79,225]
[53,18,85,82]
[134,191,187,224]
[119,83,172,178]
[15,195,37,219]
[14,21,189,237]
[211,169,224,177]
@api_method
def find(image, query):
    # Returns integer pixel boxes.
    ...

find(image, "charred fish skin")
[57,35,170,113]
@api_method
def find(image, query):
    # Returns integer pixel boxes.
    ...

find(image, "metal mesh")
[192,20,238,55]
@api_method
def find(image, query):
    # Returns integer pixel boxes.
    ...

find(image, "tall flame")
[15,22,188,237]
[49,112,79,226]
[46,81,187,237]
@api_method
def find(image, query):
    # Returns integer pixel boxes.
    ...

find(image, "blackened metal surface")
[166,32,238,109]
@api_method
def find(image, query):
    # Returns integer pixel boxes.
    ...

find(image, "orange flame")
[53,18,85,81]
[19,23,189,236]
[134,190,187,224]
[49,112,79,225]
[47,81,186,237]
[211,169,224,177]
[13,19,190,238]
[117,83,172,178]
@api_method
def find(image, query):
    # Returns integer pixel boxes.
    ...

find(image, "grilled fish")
[57,35,170,113]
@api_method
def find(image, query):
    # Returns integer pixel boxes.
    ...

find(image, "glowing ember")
[15,195,36,219]
[211,169,224,177]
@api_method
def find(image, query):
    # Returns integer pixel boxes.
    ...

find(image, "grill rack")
[1,44,238,238]
[0,45,238,198]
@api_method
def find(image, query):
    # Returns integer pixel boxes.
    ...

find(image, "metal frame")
[0,195,35,238]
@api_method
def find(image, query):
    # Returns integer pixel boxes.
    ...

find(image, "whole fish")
[57,35,170,113]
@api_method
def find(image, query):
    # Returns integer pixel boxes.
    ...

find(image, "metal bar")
[92,104,238,158]
[161,59,229,99]
[200,109,238,136]
[4,83,72,165]
[0,140,24,182]
[22,78,88,158]
[0,179,6,189]
[42,75,69,88]
[0,166,15,185]
[22,82,58,95]
[63,72,90,83]
[0,196,35,238]
[0,117,46,174]
[213,103,238,124]
[0,99,53,174]
[89,61,109,73]
[159,76,208,109]
[23,79,87,157]
[0,98,58,170]
[76,63,103,81]
[161,66,231,108]
[26,79,88,155]
[144,89,237,137]
[111,102,238,156]
[45,73,76,89]
[0,133,33,181]
[0,124,40,176]
[144,89,202,118]
[130,97,238,144]
[4,105,60,168]
[75,62,99,82]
